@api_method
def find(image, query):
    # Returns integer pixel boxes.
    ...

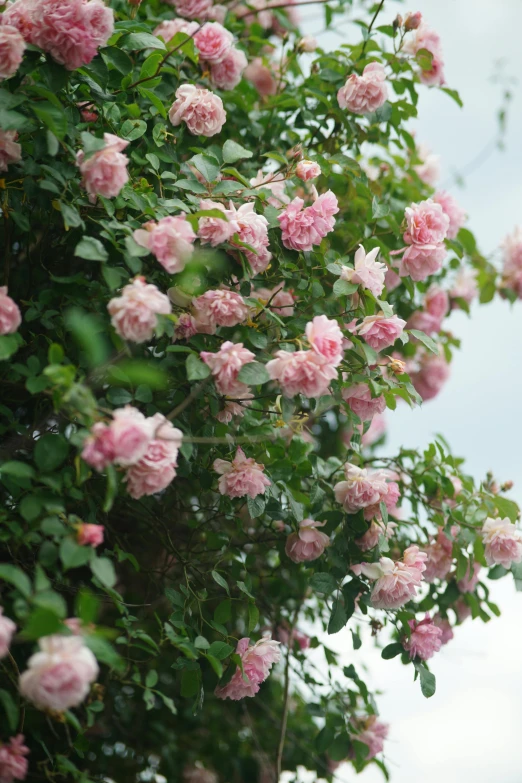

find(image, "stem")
[275,640,292,781]
[360,0,385,57]
[167,377,211,421]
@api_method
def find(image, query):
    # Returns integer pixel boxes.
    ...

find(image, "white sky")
[296,1,522,781]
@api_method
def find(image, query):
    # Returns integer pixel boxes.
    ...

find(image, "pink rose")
[1,0,35,41]
[244,58,277,95]
[356,519,397,551]
[433,614,454,645]
[398,243,447,281]
[342,383,386,422]
[407,285,449,335]
[76,133,129,201]
[276,625,310,651]
[363,479,400,521]
[169,84,226,137]
[215,396,251,423]
[404,11,422,30]
[19,635,99,712]
[298,35,317,52]
[423,527,453,582]
[457,561,481,593]
[337,62,388,114]
[340,245,386,297]
[250,169,288,208]
[356,312,406,352]
[77,523,104,548]
[0,735,29,783]
[192,289,249,333]
[209,46,247,90]
[197,198,239,247]
[194,21,233,63]
[402,614,442,660]
[413,143,441,186]
[482,517,522,568]
[0,286,21,334]
[410,351,450,401]
[433,191,466,239]
[355,545,427,609]
[154,18,199,41]
[384,264,401,292]
[0,24,25,80]
[173,313,198,341]
[229,202,272,273]
[108,278,171,344]
[404,22,445,86]
[450,267,478,305]
[29,0,114,71]
[81,405,154,471]
[201,341,255,397]
[266,349,338,398]
[0,129,21,171]
[0,607,16,659]
[285,519,330,563]
[133,215,196,274]
[350,716,388,759]
[278,191,338,252]
[213,446,270,499]
[166,0,213,19]
[404,199,449,246]
[305,314,343,366]
[255,285,295,317]
[334,463,388,514]
[295,160,321,181]
[215,636,280,700]
[124,419,182,499]
[501,227,522,297]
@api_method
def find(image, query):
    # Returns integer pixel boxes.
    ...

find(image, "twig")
[166,377,211,421]
[360,0,385,57]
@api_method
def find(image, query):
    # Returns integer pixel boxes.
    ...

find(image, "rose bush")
[0,0,520,781]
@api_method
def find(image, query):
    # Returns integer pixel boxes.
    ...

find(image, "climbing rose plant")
[0,0,520,781]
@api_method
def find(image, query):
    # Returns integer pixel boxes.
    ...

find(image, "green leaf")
[206,654,223,679]
[222,140,253,164]
[247,494,265,518]
[120,119,147,141]
[0,564,31,597]
[211,570,230,595]
[75,236,108,262]
[372,196,390,219]
[139,51,164,80]
[333,278,358,297]
[494,496,519,523]
[409,329,439,354]
[441,87,463,107]
[310,572,337,595]
[101,46,134,75]
[181,668,201,698]
[328,599,348,635]
[0,334,22,361]
[34,434,69,472]
[381,642,404,659]
[0,689,19,732]
[121,32,167,51]
[91,556,116,588]
[315,725,335,753]
[190,153,221,183]
[214,599,231,624]
[247,603,259,634]
[60,538,92,570]
[237,362,269,385]
[32,589,67,618]
[21,607,62,639]
[138,88,167,119]
[186,353,210,381]
[208,641,235,659]
[415,662,436,698]
[236,580,255,600]
[0,461,34,480]
[329,733,351,762]
[146,670,159,687]
[32,101,67,139]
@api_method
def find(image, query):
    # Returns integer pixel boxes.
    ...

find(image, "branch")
[360,0,385,57]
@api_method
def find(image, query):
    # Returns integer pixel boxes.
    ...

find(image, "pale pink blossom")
[249,170,288,208]
[398,243,447,281]
[356,312,406,352]
[194,22,233,63]
[166,0,213,19]
[183,767,218,783]
[1,0,35,41]
[410,351,450,401]
[354,545,427,609]
[0,607,16,659]
[0,130,21,171]
[412,143,441,186]
[457,562,481,593]
[0,24,25,80]
[0,735,29,783]
[215,635,280,700]
[402,614,442,660]
[209,46,247,90]
[266,349,338,398]
[407,285,449,335]
[361,411,387,446]
[433,614,454,645]
[342,383,386,422]
[404,199,449,246]
[356,519,397,551]
[174,312,199,341]
[351,716,388,759]
[215,397,251,423]
[124,420,182,499]
[229,202,272,273]
[207,4,227,22]
[169,84,226,136]
[276,625,310,650]
[334,463,388,514]
[450,267,478,305]
[482,517,522,569]
[0,287,21,335]
[404,11,422,30]
[285,519,330,563]
[81,405,155,471]
[306,315,343,366]
[362,480,400,521]
[278,191,338,252]
[244,58,277,95]
[154,18,200,41]
[433,191,466,239]
[76,133,129,201]
[255,285,295,317]
[77,523,104,548]
[19,635,99,712]
[108,278,171,344]
[501,227,522,297]
[404,22,445,86]
[192,289,249,333]
[296,160,321,181]
[29,0,114,71]
[337,61,388,114]
[298,35,317,52]
[340,245,386,297]
[133,215,196,274]
[213,446,270,499]
[454,597,471,623]
[201,341,255,397]
[423,527,453,582]
[197,198,239,247]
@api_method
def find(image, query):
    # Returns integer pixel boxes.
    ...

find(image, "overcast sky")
[295,1,522,781]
